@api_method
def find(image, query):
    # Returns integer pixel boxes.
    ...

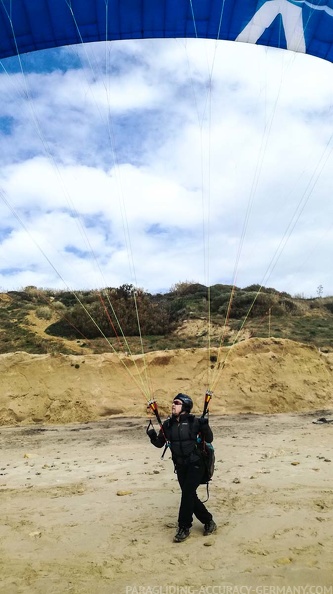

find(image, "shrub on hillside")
[36,306,52,320]
[324,302,333,314]
[46,288,171,339]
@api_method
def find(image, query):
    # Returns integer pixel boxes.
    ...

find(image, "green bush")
[52,301,66,312]
[36,306,52,320]
[324,302,333,314]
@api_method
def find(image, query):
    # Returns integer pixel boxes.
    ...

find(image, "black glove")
[147,428,157,440]
[198,416,208,426]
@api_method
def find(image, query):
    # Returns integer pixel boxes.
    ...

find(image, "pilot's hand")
[147,428,157,440]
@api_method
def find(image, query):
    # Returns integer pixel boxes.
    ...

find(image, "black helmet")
[173,393,193,413]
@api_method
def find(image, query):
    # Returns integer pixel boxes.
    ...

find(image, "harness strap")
[201,482,210,503]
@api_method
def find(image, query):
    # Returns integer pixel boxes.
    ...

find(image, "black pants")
[176,458,212,529]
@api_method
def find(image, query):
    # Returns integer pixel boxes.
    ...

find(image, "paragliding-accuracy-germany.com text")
[124,586,333,594]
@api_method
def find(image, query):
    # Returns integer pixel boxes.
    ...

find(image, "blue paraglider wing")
[0,0,332,62]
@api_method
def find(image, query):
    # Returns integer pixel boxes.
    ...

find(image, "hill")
[1,284,333,426]
[1,283,333,356]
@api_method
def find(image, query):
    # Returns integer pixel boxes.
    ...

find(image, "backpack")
[197,439,215,484]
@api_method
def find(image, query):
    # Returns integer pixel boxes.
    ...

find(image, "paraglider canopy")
[0,0,333,63]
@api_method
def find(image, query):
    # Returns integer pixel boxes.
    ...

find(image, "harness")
[147,392,215,500]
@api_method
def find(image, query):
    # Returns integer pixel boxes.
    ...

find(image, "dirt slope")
[1,337,333,426]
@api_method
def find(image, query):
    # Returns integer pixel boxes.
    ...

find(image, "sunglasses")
[173,400,182,405]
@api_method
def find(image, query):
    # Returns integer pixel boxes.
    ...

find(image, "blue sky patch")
[64,245,90,259]
[0,266,24,276]
[0,115,14,135]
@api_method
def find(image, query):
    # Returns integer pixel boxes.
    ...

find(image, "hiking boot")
[173,527,190,543]
[203,519,217,536]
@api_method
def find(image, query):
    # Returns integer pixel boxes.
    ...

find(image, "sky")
[1,38,333,297]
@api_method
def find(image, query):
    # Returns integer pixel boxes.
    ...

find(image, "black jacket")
[149,412,213,465]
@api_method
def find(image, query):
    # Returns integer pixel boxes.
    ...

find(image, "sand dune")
[1,338,333,426]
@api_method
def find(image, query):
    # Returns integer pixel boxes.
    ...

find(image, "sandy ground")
[1,411,333,593]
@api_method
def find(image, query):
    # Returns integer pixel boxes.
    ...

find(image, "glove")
[147,428,157,440]
[198,416,208,426]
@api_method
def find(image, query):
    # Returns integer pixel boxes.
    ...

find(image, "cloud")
[0,39,333,297]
